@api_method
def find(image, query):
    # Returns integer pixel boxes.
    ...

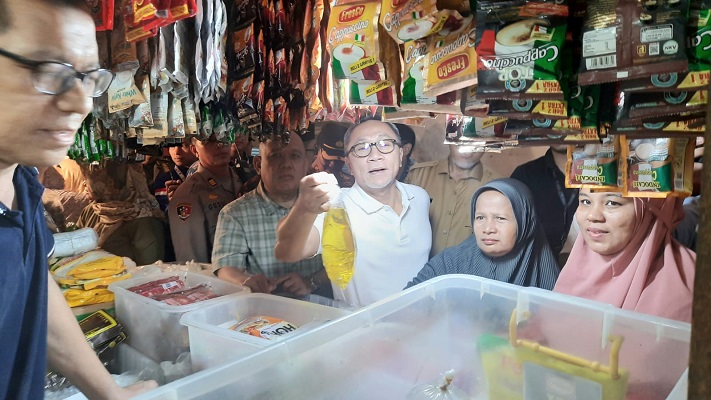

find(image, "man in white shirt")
[275,119,431,307]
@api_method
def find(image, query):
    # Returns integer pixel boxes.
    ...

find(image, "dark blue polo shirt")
[0,166,54,399]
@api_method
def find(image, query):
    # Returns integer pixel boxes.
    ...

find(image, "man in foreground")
[0,0,156,398]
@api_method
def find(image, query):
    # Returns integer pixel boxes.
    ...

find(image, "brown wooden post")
[687,95,711,398]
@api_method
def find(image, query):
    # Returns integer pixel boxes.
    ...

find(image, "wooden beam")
[688,93,711,398]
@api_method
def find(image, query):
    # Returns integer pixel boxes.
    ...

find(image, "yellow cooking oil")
[322,207,356,290]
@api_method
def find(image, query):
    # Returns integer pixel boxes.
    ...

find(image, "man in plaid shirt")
[212,132,330,297]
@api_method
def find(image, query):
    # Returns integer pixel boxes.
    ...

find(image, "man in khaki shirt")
[407,145,496,257]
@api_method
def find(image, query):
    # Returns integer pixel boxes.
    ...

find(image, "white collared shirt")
[314,181,432,307]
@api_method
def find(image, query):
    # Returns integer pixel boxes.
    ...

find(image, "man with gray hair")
[213,132,330,298]
[0,0,155,398]
[275,119,431,307]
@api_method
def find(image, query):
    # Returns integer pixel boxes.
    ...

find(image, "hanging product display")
[475,1,567,100]
[70,0,706,198]
[380,0,440,44]
[423,14,478,97]
[327,1,385,81]
[578,0,689,85]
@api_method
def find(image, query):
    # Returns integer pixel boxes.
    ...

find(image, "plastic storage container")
[109,272,249,362]
[180,293,352,371]
[134,275,691,400]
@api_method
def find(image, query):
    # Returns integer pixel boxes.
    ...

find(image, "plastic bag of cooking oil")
[321,191,356,290]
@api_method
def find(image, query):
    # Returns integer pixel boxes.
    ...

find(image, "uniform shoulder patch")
[176,202,192,221]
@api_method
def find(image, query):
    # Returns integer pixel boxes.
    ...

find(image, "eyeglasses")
[0,48,114,98]
[347,139,401,158]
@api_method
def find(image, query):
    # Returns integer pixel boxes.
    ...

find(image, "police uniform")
[169,164,242,262]
[406,159,497,258]
[315,122,355,187]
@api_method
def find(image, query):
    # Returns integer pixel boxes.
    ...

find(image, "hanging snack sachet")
[327,1,386,81]
[475,0,568,100]
[578,0,689,85]
[627,90,708,119]
[423,15,478,97]
[487,99,568,120]
[401,39,462,113]
[349,80,397,105]
[380,0,440,44]
[622,2,711,92]
[566,135,620,189]
[622,136,675,197]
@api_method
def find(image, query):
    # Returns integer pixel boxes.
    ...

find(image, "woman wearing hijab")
[554,190,696,322]
[405,178,560,290]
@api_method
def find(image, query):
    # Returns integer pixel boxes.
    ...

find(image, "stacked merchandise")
[226,0,332,141]
[51,250,134,307]
[565,0,707,198]
[127,275,220,305]
[70,0,705,195]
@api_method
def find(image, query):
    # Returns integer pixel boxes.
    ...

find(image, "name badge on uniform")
[176,203,192,221]
[207,178,218,187]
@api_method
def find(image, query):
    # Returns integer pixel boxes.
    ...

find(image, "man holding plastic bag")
[275,119,431,307]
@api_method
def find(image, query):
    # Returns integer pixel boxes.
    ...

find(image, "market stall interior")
[38,0,710,398]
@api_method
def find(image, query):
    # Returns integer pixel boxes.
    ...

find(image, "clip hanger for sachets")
[508,309,629,400]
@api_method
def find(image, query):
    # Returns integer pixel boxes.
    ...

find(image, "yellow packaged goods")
[63,288,115,308]
[224,316,299,341]
[423,15,478,97]
[65,255,126,280]
[58,273,132,291]
[380,0,439,44]
[52,250,117,278]
[622,137,693,198]
[328,1,385,81]
[566,136,620,189]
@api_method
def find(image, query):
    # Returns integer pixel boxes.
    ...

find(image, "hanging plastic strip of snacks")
[129,75,154,128]
[87,0,115,31]
[108,71,146,114]
[578,0,690,85]
[566,135,621,189]
[143,88,170,139]
[182,96,199,135]
[475,0,568,100]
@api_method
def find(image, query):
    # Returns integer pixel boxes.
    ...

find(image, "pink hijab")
[554,196,696,322]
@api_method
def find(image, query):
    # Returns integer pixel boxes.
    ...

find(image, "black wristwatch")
[309,275,322,293]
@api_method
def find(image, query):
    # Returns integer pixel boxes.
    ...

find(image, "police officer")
[311,121,355,188]
[169,134,242,262]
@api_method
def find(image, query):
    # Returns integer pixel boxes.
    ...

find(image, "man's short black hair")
[0,0,90,33]
[394,123,416,152]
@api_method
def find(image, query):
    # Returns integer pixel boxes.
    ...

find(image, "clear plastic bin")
[134,275,691,400]
[180,293,352,371]
[108,272,249,362]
